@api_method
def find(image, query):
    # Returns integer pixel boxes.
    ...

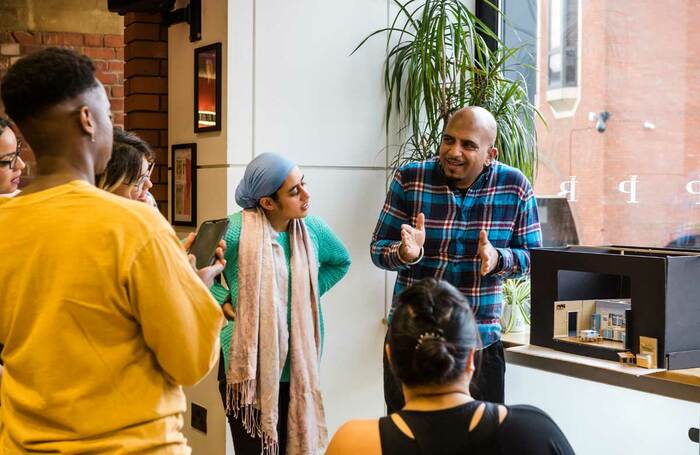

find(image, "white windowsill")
[545,86,581,118]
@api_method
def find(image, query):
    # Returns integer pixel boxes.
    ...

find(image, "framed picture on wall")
[171,143,197,227]
[194,42,222,133]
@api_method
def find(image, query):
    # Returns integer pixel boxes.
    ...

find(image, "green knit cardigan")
[210,212,351,381]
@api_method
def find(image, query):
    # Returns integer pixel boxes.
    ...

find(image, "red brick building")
[534,0,700,247]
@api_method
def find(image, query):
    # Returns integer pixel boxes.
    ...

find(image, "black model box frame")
[530,246,700,370]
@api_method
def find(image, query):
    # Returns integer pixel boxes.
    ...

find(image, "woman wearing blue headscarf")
[211,153,351,455]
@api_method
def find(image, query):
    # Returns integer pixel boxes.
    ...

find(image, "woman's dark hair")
[1,47,98,124]
[389,278,481,386]
[0,117,10,136]
[97,127,153,192]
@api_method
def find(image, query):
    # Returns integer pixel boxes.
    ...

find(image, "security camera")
[596,111,611,133]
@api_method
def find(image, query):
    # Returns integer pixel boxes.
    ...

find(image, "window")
[548,0,578,89]
[501,0,538,104]
[533,2,700,252]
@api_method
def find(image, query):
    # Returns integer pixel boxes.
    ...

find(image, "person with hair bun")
[327,278,574,455]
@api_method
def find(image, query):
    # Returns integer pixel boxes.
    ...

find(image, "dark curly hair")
[0,47,98,124]
[389,278,481,386]
[97,128,153,192]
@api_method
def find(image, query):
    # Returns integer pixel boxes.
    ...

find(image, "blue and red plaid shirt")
[371,158,542,346]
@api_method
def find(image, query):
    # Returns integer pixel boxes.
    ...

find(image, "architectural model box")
[530,246,700,370]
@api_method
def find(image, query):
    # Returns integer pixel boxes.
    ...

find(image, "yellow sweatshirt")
[0,181,222,454]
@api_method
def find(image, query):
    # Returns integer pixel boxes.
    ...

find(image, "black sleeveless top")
[379,401,575,455]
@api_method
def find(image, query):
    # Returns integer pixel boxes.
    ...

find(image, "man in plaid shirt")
[371,106,541,410]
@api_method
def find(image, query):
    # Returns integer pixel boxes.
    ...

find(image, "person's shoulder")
[229,211,243,224]
[492,161,531,187]
[499,404,574,454]
[398,158,439,172]
[397,158,439,182]
[490,162,534,200]
[222,211,244,243]
[302,216,331,249]
[506,403,556,421]
[227,211,243,231]
[326,419,381,455]
[82,184,173,237]
[304,214,330,233]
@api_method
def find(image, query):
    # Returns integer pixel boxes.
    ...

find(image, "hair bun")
[413,336,456,381]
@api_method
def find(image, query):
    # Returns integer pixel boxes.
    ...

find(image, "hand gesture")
[478,229,499,276]
[399,213,425,263]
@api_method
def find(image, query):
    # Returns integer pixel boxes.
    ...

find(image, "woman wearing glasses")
[0,117,26,196]
[97,127,154,204]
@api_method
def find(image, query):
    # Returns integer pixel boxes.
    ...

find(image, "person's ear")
[486,147,498,165]
[78,105,96,142]
[465,348,476,375]
[259,196,276,211]
[385,344,392,365]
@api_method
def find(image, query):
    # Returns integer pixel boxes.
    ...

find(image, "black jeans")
[217,355,290,455]
[383,332,506,414]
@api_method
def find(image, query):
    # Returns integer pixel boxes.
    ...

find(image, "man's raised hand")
[399,213,425,263]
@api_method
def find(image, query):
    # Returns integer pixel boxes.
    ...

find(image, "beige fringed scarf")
[226,207,328,455]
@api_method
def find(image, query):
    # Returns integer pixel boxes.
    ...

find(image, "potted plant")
[353,0,541,179]
[501,277,531,333]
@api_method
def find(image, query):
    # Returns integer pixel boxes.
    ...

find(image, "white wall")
[506,364,700,455]
[168,3,700,454]
[169,0,402,453]
[169,1,233,454]
[238,0,392,437]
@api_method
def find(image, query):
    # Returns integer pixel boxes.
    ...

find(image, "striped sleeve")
[370,169,413,271]
[495,181,542,279]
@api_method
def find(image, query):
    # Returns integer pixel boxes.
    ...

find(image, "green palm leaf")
[354,0,542,181]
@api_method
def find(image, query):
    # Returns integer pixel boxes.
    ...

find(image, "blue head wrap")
[235,153,296,209]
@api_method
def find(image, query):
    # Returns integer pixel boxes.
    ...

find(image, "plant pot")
[502,303,528,333]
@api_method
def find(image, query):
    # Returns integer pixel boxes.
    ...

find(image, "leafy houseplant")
[501,277,531,333]
[353,0,541,180]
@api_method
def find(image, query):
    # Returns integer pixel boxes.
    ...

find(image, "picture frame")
[171,143,197,227]
[194,42,222,133]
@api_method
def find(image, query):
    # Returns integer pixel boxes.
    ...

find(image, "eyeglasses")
[0,140,22,170]
[125,161,154,191]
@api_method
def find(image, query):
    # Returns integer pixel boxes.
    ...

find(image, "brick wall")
[0,30,124,126]
[0,30,125,185]
[123,12,168,217]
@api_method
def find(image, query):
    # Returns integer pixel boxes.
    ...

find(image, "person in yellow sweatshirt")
[0,47,224,453]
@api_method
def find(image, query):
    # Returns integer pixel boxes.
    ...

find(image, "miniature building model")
[553,300,595,338]
[578,329,600,342]
[553,299,629,348]
[531,245,700,370]
[617,351,636,364]
[594,299,630,343]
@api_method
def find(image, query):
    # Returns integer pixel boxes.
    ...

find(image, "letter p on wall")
[618,175,639,204]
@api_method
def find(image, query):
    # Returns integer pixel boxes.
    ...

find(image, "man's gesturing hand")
[478,229,500,276]
[399,213,425,263]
